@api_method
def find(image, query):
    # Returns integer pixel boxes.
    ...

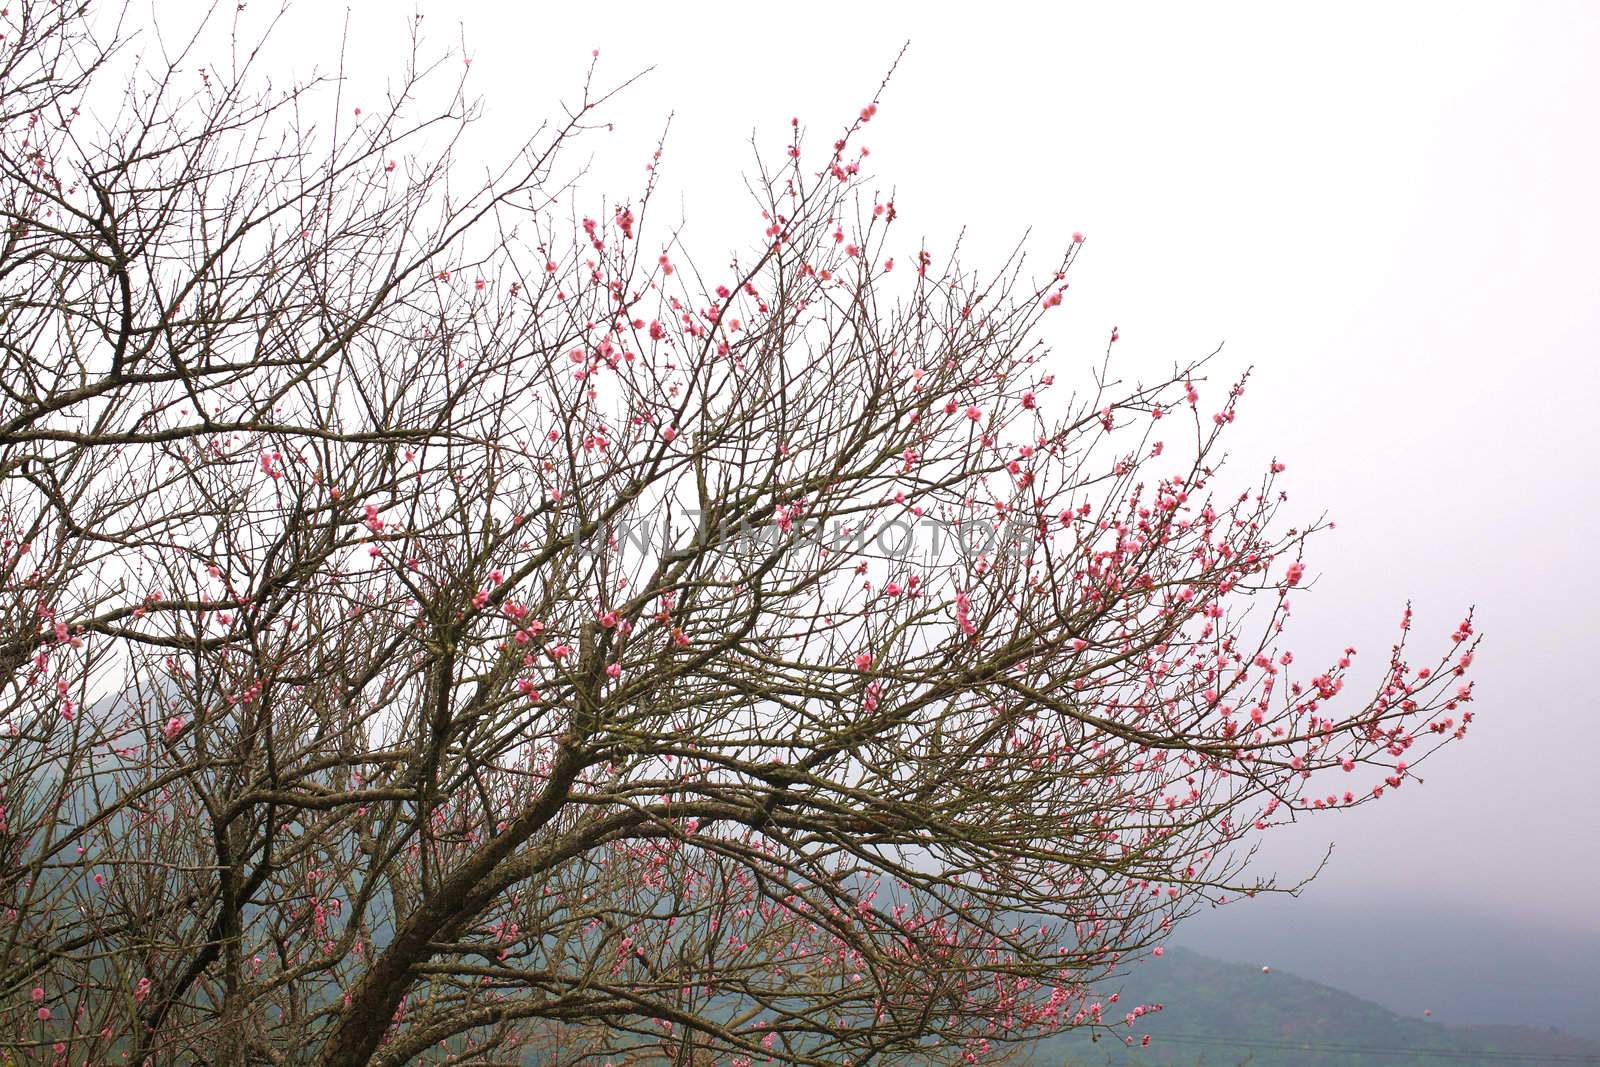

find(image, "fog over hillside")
[1171,896,1600,1041]
[1034,946,1600,1067]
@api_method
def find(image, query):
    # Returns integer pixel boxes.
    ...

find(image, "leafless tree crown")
[0,5,1478,1064]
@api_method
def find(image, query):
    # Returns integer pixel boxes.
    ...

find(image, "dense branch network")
[0,4,1478,1064]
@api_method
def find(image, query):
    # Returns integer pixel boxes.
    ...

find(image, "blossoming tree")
[0,4,1478,1064]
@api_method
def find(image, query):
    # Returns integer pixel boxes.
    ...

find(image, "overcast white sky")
[158,0,1600,937]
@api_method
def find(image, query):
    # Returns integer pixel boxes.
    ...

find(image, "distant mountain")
[1027,947,1600,1066]
[1168,896,1600,1041]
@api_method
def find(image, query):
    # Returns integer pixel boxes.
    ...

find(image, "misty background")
[152,0,1600,1038]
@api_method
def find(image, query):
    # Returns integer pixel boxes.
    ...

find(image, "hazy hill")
[1169,897,1600,1040]
[1029,947,1600,1066]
